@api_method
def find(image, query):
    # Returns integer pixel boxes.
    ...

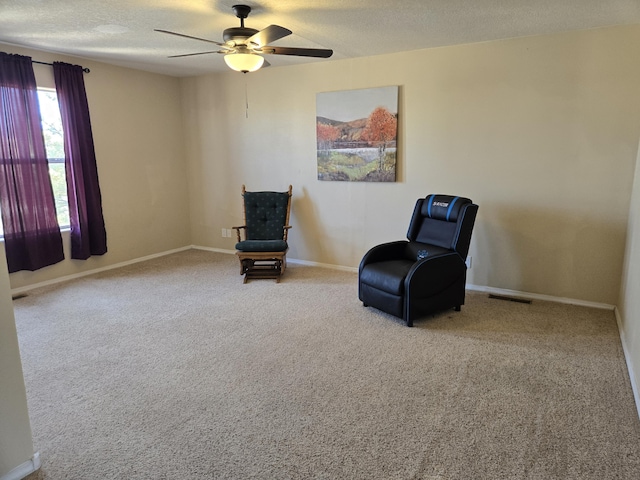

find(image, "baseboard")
[466,283,616,311]
[614,307,640,419]
[191,245,360,273]
[0,452,40,480]
[10,246,192,295]
[9,244,617,311]
[191,245,236,255]
[286,257,358,273]
[190,247,623,305]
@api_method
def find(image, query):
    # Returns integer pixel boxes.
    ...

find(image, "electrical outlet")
[226,229,233,238]
[221,228,226,237]
[465,256,472,269]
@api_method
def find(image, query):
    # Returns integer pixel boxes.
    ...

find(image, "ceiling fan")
[155,4,333,73]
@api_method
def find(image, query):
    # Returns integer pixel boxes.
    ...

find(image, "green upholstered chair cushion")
[235,239,288,252]
[244,191,290,240]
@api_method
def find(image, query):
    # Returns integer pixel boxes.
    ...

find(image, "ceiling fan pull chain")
[245,74,249,118]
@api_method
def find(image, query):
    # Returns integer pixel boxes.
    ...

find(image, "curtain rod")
[32,60,90,73]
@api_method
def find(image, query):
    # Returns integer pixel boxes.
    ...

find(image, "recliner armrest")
[359,241,409,273]
[405,252,466,297]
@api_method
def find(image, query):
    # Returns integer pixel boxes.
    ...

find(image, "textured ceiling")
[1,0,640,77]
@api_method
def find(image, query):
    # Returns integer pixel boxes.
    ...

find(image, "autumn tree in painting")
[316,122,340,156]
[363,107,397,171]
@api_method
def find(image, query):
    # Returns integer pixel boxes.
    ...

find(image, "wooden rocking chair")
[232,185,292,283]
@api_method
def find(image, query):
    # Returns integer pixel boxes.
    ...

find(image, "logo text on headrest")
[433,201,449,207]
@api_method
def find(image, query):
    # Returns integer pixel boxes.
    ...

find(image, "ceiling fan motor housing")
[223,27,259,43]
[225,5,257,43]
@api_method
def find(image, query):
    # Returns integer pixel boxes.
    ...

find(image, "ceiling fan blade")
[259,46,333,58]
[247,25,292,47]
[155,29,226,47]
[168,51,227,58]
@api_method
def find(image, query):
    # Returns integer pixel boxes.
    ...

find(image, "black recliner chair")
[359,194,478,327]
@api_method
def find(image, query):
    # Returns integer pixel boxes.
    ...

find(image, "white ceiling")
[1,0,639,77]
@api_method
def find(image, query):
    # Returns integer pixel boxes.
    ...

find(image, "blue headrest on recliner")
[421,194,472,222]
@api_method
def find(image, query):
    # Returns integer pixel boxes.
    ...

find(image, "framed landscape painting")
[316,86,398,182]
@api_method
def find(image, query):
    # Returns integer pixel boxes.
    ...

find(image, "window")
[0,89,68,237]
[38,89,69,228]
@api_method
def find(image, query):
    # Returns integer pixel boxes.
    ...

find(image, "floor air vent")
[488,294,532,304]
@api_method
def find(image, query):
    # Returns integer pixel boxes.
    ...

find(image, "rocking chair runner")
[233,185,292,283]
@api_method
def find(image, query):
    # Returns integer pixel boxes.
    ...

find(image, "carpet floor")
[13,249,640,479]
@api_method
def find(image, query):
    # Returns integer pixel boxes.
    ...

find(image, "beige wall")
[0,44,191,290]
[3,27,638,303]
[182,25,640,306]
[0,250,35,478]
[619,141,640,405]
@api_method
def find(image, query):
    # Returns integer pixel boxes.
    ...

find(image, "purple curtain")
[0,52,64,272]
[53,62,107,259]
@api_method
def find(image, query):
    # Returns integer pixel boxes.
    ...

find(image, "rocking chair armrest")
[232,225,246,242]
[283,225,292,241]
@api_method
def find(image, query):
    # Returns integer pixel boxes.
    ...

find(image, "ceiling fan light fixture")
[224,53,264,73]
